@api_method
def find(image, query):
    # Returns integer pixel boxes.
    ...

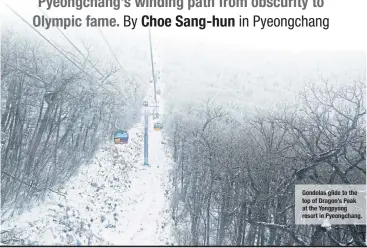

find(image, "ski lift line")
[148,27,158,102]
[52,42,115,93]
[5,3,88,80]
[1,170,67,198]
[37,7,105,78]
[2,61,48,84]
[36,9,124,96]
[98,28,132,83]
[52,41,89,67]
[4,3,116,95]
[97,28,144,96]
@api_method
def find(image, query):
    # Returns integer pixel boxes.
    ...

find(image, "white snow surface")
[1,86,174,246]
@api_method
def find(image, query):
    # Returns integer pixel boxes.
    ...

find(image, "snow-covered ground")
[1,85,174,246]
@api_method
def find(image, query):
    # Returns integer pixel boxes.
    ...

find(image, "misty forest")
[1,20,366,247]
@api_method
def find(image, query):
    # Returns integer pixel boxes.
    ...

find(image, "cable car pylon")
[149,27,157,102]
[144,108,149,166]
[143,26,158,166]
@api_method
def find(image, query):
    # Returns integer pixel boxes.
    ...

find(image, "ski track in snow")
[1,86,174,246]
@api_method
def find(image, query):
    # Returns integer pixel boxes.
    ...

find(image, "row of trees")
[165,80,366,246]
[1,30,144,219]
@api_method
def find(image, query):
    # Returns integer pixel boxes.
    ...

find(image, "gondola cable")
[98,28,132,83]
[37,7,126,96]
[4,3,115,95]
[37,7,105,78]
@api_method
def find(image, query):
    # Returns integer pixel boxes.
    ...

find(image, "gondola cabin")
[143,100,148,107]
[154,122,163,131]
[114,130,129,144]
[157,89,161,95]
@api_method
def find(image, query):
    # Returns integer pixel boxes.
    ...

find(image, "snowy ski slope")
[1,84,174,245]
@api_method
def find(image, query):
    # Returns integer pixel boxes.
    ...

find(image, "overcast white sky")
[1,0,366,107]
